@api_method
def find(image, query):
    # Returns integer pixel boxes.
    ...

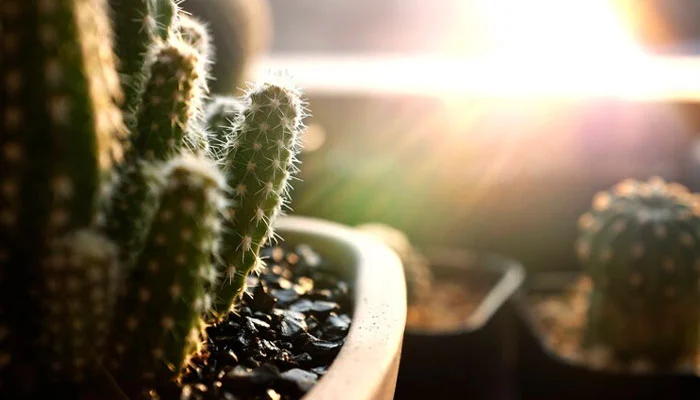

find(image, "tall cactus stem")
[130,38,207,160]
[107,155,224,394]
[213,81,306,318]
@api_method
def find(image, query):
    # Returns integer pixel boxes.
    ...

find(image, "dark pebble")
[269,288,299,305]
[324,314,351,335]
[289,299,313,313]
[310,300,339,317]
[245,317,271,335]
[251,281,277,312]
[302,340,344,363]
[279,368,318,393]
[223,365,279,390]
[278,312,307,338]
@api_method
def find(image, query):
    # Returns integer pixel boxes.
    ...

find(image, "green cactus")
[0,0,124,390]
[204,96,244,158]
[110,0,179,112]
[37,230,120,383]
[176,13,213,64]
[576,177,700,366]
[104,38,208,263]
[0,0,310,396]
[130,38,208,160]
[107,155,223,395]
[213,81,306,318]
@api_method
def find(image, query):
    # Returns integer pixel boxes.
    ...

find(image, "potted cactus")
[515,177,700,400]
[0,1,405,399]
[357,224,525,400]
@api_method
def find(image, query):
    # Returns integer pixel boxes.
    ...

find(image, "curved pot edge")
[405,247,526,335]
[274,216,407,400]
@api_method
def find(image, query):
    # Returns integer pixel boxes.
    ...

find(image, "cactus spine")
[213,82,305,318]
[577,177,700,366]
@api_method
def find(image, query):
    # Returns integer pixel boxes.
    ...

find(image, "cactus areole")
[576,177,700,366]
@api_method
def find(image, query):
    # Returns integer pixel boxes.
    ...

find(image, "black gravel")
[159,244,353,400]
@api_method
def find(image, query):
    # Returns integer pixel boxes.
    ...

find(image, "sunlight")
[476,0,643,59]
[460,0,653,98]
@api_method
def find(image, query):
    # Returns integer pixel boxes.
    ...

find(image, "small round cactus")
[576,177,700,366]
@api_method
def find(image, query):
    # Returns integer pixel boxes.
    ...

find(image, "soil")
[157,243,353,400]
[529,276,700,374]
[406,273,491,332]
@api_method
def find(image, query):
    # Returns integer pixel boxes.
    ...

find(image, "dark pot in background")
[394,248,525,400]
[514,271,700,400]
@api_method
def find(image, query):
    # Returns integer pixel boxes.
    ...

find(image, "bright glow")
[463,0,652,98]
[255,0,700,101]
[476,0,642,59]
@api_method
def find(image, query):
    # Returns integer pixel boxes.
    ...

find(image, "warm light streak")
[255,0,700,100]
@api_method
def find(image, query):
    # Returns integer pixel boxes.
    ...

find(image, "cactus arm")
[110,0,159,110]
[102,161,163,265]
[176,13,213,63]
[130,39,206,160]
[37,230,120,383]
[107,156,223,393]
[213,82,305,318]
[153,0,177,40]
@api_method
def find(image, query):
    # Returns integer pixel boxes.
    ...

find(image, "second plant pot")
[514,271,700,400]
[394,247,525,400]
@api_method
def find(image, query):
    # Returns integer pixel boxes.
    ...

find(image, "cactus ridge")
[577,177,700,366]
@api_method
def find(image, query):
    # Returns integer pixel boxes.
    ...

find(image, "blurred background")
[190,0,700,274]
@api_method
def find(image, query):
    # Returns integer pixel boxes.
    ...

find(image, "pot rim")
[274,216,406,400]
[405,246,525,336]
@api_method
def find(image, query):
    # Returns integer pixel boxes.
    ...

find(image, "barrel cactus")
[0,0,307,397]
[576,177,700,367]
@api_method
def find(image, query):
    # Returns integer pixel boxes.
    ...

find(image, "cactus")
[108,156,223,396]
[0,0,124,390]
[105,38,208,263]
[0,0,309,396]
[213,82,306,318]
[130,38,208,160]
[576,177,700,366]
[110,0,179,112]
[177,13,213,65]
